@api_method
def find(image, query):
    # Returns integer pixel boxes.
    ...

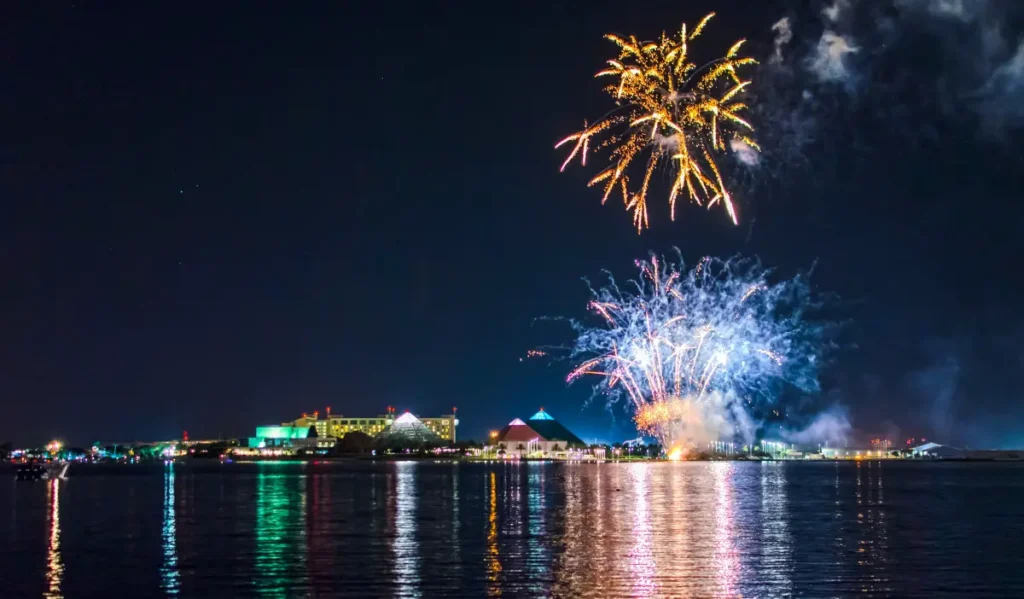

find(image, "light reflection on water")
[44,478,63,599]
[856,460,890,595]
[253,465,308,597]
[551,464,584,597]
[4,460,1023,597]
[526,462,549,595]
[160,462,179,595]
[486,470,502,596]
[711,462,739,596]
[392,461,421,598]
[629,464,656,597]
[760,461,793,594]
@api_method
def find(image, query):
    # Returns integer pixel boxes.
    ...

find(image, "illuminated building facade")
[283,407,459,442]
[323,416,391,439]
[282,414,327,438]
[820,446,893,459]
[245,425,335,454]
[420,415,458,442]
[375,412,442,450]
[490,409,587,458]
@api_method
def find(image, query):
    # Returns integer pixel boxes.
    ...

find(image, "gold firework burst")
[556,13,758,232]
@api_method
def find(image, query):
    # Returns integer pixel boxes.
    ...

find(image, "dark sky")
[3,1,1023,447]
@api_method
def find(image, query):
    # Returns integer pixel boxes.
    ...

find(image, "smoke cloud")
[907,340,962,441]
[760,0,1024,140]
[729,138,760,166]
[770,18,793,65]
[806,31,859,84]
[647,393,851,449]
[647,393,761,449]
[781,405,853,445]
[822,0,850,23]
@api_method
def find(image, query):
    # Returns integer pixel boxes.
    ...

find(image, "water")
[2,460,1023,598]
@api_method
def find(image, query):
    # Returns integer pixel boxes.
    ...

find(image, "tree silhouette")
[338,431,373,454]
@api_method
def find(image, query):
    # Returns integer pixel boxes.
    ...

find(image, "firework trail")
[556,13,759,232]
[567,253,822,450]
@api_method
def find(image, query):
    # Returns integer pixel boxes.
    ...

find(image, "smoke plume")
[781,405,853,445]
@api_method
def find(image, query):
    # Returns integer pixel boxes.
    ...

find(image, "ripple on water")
[1,460,1022,597]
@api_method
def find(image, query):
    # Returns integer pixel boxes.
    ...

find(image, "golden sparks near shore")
[556,13,758,232]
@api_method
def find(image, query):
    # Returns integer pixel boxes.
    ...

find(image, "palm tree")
[552,443,562,453]
[516,443,526,453]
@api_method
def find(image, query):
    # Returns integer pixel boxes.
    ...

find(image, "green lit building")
[246,425,335,453]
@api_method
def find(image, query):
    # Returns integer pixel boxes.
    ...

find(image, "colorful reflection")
[526,463,549,594]
[161,462,180,595]
[499,465,527,594]
[452,466,460,541]
[44,478,63,599]
[856,460,890,593]
[663,462,692,593]
[486,470,502,596]
[759,461,792,593]
[393,462,420,598]
[450,465,461,582]
[629,464,656,597]
[551,467,583,596]
[254,468,307,597]
[711,462,739,596]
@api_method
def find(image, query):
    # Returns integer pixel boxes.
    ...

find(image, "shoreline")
[5,456,1020,471]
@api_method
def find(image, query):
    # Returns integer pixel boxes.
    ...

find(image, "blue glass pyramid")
[529,409,555,421]
[525,408,585,447]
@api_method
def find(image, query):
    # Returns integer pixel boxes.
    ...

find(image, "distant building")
[492,409,586,458]
[322,416,391,439]
[820,446,893,459]
[374,412,442,450]
[278,414,334,439]
[244,425,335,454]
[283,408,459,442]
[420,415,458,443]
[525,409,585,447]
[256,425,309,441]
[912,442,965,459]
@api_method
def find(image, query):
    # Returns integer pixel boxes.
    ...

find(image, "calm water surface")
[2,460,1023,598]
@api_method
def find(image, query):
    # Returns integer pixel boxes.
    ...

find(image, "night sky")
[3,1,1023,448]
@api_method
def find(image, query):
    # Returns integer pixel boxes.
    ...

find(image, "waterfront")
[3,461,1023,598]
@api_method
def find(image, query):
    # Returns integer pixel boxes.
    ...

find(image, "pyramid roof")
[375,412,442,449]
[526,410,586,447]
[497,419,543,444]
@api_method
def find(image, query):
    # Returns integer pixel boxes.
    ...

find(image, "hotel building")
[283,407,459,442]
